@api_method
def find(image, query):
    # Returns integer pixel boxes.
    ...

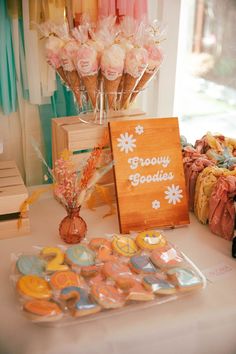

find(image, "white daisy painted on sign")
[135,125,144,135]
[164,184,183,205]
[117,132,136,154]
[152,200,161,210]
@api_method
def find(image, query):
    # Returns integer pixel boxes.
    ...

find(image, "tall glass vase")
[59,207,87,244]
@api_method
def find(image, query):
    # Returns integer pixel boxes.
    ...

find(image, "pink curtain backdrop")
[116,0,147,22]
[102,0,148,22]
[98,0,116,17]
[71,0,148,25]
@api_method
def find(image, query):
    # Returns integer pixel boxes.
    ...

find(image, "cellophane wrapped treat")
[44,34,66,83]
[40,16,166,112]
[61,39,82,105]
[119,21,148,108]
[72,23,99,108]
[209,175,236,240]
[130,21,165,103]
[101,44,125,109]
[181,132,236,241]
[121,46,148,108]
[11,230,206,326]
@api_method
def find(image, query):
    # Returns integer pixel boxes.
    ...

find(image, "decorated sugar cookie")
[87,272,105,286]
[150,245,184,269]
[41,247,69,272]
[112,235,139,257]
[16,255,45,276]
[102,261,132,281]
[115,275,138,290]
[17,275,52,299]
[23,300,62,320]
[65,245,96,267]
[166,268,202,291]
[129,255,157,274]
[91,283,126,309]
[50,271,80,290]
[81,265,101,278]
[98,250,118,262]
[89,238,112,252]
[126,280,155,301]
[142,275,176,295]
[61,286,101,317]
[136,230,166,250]
[89,237,115,262]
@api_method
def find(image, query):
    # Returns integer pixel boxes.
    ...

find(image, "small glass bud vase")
[59,207,87,244]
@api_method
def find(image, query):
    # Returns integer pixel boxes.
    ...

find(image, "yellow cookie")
[41,247,69,272]
[112,235,139,257]
[135,230,167,250]
[17,275,52,299]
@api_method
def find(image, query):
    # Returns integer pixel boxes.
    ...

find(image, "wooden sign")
[109,118,189,233]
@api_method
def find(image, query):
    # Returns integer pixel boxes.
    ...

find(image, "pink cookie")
[150,245,184,269]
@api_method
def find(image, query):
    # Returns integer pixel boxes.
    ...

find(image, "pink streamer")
[98,0,116,18]
[116,0,126,15]
[116,0,147,22]
[74,0,148,24]
[134,0,147,22]
[126,0,135,18]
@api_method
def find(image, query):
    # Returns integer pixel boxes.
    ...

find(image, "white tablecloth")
[0,191,236,354]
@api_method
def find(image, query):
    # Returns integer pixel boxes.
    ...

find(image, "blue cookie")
[16,255,45,276]
[129,255,158,274]
[143,275,176,295]
[167,268,202,291]
[61,286,101,317]
[65,245,96,267]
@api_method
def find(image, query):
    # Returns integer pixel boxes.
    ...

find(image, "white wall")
[136,0,181,117]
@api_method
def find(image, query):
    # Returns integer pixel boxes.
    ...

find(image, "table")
[0,191,236,354]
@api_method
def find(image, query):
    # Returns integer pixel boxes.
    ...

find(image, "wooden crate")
[0,161,30,239]
[52,109,146,205]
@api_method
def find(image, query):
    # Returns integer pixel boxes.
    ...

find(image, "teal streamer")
[19,17,29,101]
[38,75,78,171]
[0,0,93,185]
[0,0,17,115]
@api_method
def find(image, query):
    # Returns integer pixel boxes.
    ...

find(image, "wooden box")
[0,161,30,239]
[52,109,146,205]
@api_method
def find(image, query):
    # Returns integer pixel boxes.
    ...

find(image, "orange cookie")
[89,238,115,262]
[136,230,167,250]
[17,275,52,299]
[126,280,155,301]
[87,273,105,286]
[50,271,80,290]
[89,238,112,252]
[115,276,137,290]
[102,261,132,281]
[23,300,62,321]
[91,283,126,309]
[150,245,184,269]
[97,249,118,262]
[81,265,101,278]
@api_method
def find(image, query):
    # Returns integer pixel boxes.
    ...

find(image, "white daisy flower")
[152,200,161,209]
[135,125,144,135]
[164,184,183,205]
[117,132,136,154]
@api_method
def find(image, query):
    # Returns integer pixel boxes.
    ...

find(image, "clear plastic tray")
[10,231,207,327]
